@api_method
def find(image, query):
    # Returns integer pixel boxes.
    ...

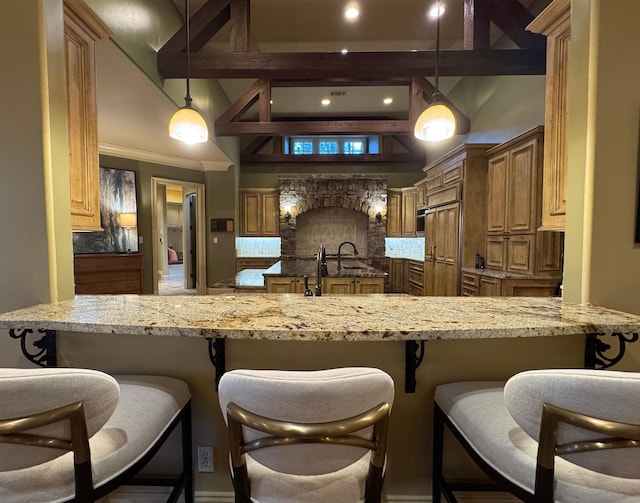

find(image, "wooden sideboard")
[74,253,144,294]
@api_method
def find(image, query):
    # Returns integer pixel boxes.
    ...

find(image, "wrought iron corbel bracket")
[585,332,639,369]
[405,340,425,393]
[208,338,226,389]
[9,328,57,367]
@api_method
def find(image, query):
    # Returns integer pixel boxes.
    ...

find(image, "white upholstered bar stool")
[218,367,395,503]
[433,369,640,502]
[0,367,193,503]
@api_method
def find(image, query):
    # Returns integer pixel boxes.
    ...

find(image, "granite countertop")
[263,259,387,279]
[461,267,562,280]
[1,295,639,342]
[212,269,267,290]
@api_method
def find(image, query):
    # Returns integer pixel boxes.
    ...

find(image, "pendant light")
[414,0,456,142]
[169,0,209,145]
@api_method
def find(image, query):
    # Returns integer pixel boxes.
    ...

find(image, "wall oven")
[416,208,426,236]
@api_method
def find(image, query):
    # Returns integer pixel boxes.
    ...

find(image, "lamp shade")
[169,106,208,145]
[119,212,137,228]
[414,103,456,142]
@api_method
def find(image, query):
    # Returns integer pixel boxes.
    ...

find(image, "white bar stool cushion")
[435,380,640,503]
[504,368,640,477]
[0,368,120,470]
[0,374,190,503]
[219,367,394,503]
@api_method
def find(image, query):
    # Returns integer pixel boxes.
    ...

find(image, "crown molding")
[99,143,234,172]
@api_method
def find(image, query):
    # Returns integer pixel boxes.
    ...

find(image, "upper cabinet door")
[240,189,279,236]
[64,0,111,231]
[507,139,538,234]
[486,153,509,234]
[527,0,571,231]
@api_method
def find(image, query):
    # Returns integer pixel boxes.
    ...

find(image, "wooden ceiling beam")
[464,0,491,50]
[240,152,425,164]
[158,48,546,79]
[489,0,546,49]
[215,119,416,136]
[159,0,230,54]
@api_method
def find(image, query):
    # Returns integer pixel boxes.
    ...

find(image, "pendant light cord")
[434,0,441,96]
[184,0,192,107]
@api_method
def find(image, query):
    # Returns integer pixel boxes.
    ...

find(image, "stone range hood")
[279,175,388,259]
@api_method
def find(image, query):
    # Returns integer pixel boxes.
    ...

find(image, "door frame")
[151,177,207,295]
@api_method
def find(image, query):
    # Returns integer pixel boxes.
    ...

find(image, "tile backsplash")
[385,237,425,261]
[236,237,281,257]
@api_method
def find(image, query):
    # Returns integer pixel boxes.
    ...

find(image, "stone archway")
[278,176,387,258]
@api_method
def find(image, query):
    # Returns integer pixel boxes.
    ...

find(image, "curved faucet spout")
[315,244,327,296]
[337,241,359,271]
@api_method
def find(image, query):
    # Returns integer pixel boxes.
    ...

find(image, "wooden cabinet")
[323,277,384,294]
[387,188,417,237]
[421,144,496,296]
[354,278,384,294]
[460,271,560,297]
[527,0,571,231]
[485,127,564,277]
[236,258,279,272]
[240,189,279,236]
[167,203,182,228]
[265,277,306,293]
[424,202,460,296]
[266,276,383,294]
[64,0,111,231]
[407,260,424,296]
[389,258,408,293]
[414,179,427,208]
[74,253,144,294]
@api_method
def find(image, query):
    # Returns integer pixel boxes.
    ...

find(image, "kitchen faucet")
[337,241,359,271]
[315,243,327,296]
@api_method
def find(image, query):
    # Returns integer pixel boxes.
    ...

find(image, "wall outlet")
[197,446,214,472]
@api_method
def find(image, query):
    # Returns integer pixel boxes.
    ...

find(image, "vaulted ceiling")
[157,0,550,163]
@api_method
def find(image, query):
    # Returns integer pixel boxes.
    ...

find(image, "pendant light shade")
[414,0,456,142]
[414,96,456,142]
[169,105,208,145]
[169,0,209,145]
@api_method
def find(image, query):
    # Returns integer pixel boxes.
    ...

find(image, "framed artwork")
[73,167,139,253]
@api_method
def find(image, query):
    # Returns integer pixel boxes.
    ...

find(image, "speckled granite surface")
[0,295,639,341]
[263,259,387,278]
[460,267,562,280]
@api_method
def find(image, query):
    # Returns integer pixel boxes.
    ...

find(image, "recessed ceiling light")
[383,97,393,105]
[341,48,349,55]
[344,3,360,21]
[269,99,273,105]
[429,4,445,18]
[321,98,331,106]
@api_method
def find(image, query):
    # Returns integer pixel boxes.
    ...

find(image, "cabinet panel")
[240,189,279,236]
[506,235,534,274]
[266,277,297,293]
[323,277,354,294]
[507,140,538,233]
[64,0,110,231]
[487,154,509,234]
[479,276,501,296]
[527,0,570,231]
[387,190,402,237]
[354,278,384,294]
[389,258,407,293]
[401,188,417,236]
[485,236,507,270]
[262,192,280,236]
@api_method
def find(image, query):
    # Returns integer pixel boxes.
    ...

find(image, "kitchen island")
[263,258,387,294]
[1,294,639,391]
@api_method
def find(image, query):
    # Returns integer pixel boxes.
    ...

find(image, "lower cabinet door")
[354,278,384,294]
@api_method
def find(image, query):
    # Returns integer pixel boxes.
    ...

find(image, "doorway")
[151,177,206,295]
